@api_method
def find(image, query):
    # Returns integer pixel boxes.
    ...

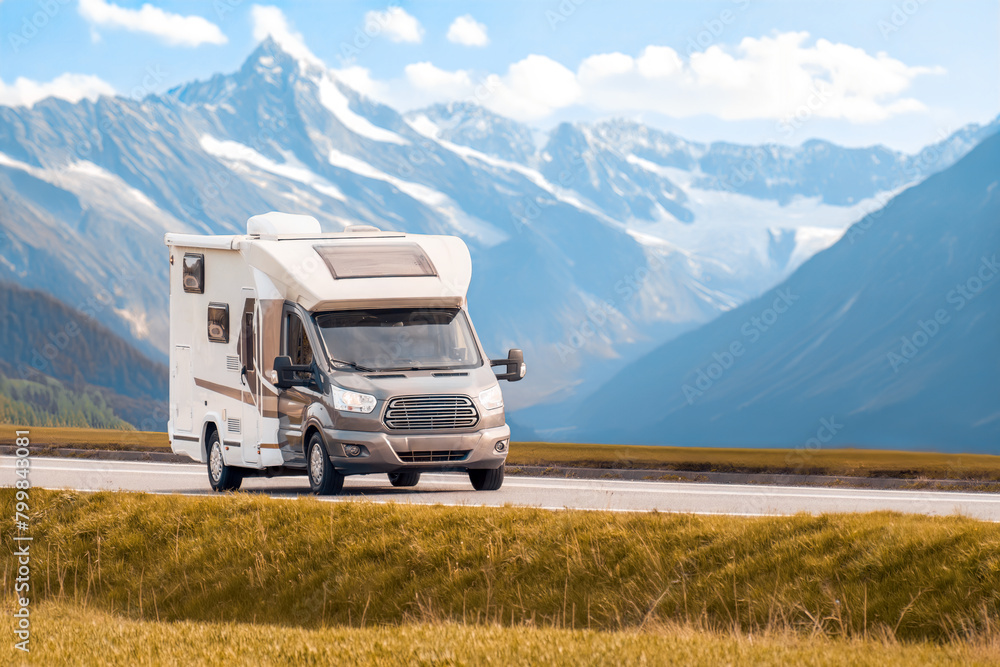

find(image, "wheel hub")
[209,441,223,482]
[310,444,324,483]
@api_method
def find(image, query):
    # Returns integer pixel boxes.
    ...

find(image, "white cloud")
[0,74,116,107]
[578,52,634,83]
[359,32,941,125]
[383,54,579,121]
[365,7,423,44]
[404,62,474,96]
[251,4,322,66]
[498,55,581,119]
[635,46,683,79]
[446,15,489,47]
[78,0,227,47]
[576,32,943,124]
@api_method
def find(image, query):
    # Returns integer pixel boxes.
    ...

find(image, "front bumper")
[321,424,511,475]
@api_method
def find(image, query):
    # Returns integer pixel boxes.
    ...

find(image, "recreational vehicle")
[164,212,524,494]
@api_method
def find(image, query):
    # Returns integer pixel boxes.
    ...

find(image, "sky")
[0,0,997,152]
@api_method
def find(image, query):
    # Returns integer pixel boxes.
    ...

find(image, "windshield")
[313,308,482,371]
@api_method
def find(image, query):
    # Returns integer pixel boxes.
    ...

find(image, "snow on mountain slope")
[325,147,507,245]
[574,130,1000,451]
[199,134,346,201]
[0,35,995,419]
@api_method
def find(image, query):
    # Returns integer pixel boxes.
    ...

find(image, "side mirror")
[490,348,526,382]
[272,355,313,389]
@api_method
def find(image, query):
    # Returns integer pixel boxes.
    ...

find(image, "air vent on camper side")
[226,356,240,372]
[384,395,479,430]
[227,418,241,434]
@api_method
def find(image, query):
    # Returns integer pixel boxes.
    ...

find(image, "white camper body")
[165,213,523,494]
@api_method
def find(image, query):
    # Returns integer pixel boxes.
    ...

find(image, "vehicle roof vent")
[247,212,321,237]
[343,224,382,233]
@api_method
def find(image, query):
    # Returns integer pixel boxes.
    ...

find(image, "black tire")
[207,430,242,492]
[307,433,344,496]
[468,465,504,491]
[388,471,421,487]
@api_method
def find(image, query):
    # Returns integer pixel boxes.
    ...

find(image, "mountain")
[405,102,537,164]
[0,281,167,430]
[572,130,1000,451]
[0,35,994,419]
[0,366,133,430]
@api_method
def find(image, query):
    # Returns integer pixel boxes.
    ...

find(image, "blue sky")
[1,0,997,151]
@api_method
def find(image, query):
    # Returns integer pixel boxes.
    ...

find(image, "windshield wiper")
[328,358,376,372]
[385,365,460,372]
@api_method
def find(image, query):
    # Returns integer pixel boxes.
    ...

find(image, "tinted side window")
[286,314,313,367]
[183,253,204,293]
[207,303,229,343]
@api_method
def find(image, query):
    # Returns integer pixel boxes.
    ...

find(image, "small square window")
[208,303,229,343]
[183,253,205,294]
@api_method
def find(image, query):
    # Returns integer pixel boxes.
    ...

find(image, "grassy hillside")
[0,280,167,399]
[0,280,167,430]
[5,489,1000,644]
[7,600,998,666]
[0,371,131,430]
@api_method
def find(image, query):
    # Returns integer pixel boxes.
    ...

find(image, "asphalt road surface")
[5,456,1000,520]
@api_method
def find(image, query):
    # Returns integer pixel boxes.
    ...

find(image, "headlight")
[478,384,504,410]
[332,386,376,414]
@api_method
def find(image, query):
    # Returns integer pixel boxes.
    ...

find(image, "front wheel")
[388,471,421,487]
[208,430,242,492]
[468,465,504,491]
[308,433,344,496]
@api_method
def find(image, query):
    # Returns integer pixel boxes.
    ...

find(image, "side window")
[207,303,229,343]
[285,313,314,367]
[183,254,204,293]
[243,312,254,373]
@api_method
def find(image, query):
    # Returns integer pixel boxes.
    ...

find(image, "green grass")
[4,489,1000,645]
[6,600,999,666]
[7,425,1000,481]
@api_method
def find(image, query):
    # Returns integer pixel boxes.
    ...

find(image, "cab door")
[239,290,261,465]
[278,306,315,457]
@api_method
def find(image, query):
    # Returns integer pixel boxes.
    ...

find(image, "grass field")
[5,425,1000,481]
[4,489,1000,645]
[0,425,168,451]
[509,441,1000,480]
[7,600,999,666]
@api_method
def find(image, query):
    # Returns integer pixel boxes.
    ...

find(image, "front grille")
[384,395,479,430]
[398,450,472,463]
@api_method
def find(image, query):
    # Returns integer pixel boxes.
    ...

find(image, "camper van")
[164,212,525,495]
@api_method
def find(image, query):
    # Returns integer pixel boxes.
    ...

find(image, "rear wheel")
[308,433,344,496]
[207,430,242,492]
[388,471,421,487]
[469,465,504,491]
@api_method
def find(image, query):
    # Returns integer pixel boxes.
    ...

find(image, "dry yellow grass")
[5,489,1000,644]
[0,425,169,451]
[5,600,999,666]
[509,441,1000,480]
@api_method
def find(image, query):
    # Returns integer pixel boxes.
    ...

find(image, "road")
[5,456,1000,520]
